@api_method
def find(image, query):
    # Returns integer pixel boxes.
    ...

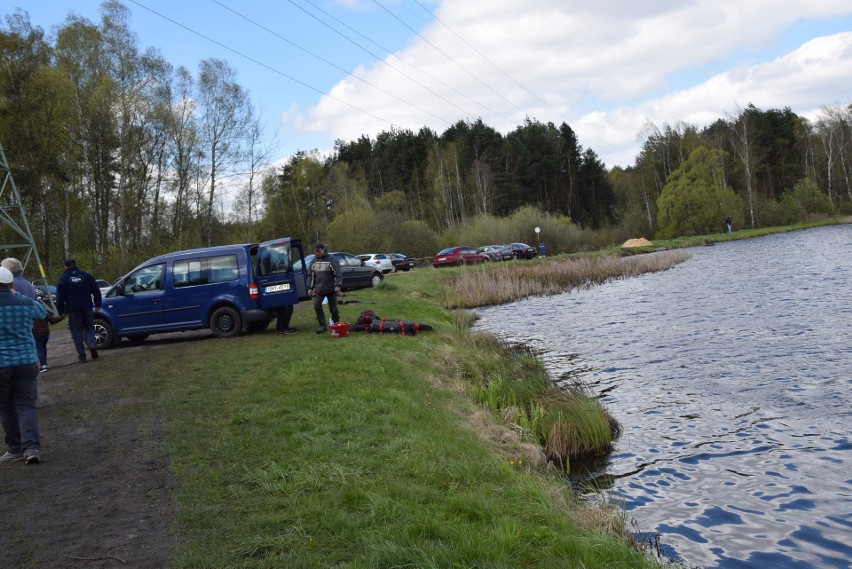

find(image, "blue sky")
[9,1,852,172]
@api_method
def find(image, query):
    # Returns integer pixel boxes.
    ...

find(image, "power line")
[289,0,513,123]
[210,0,452,126]
[126,0,394,128]
[436,0,630,157]
[371,0,528,119]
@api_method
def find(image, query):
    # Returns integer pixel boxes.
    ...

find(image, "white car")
[356,253,395,274]
[96,279,112,296]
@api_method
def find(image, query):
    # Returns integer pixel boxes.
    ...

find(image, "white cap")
[0,266,13,284]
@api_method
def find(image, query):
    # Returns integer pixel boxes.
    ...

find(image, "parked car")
[94,237,308,348]
[32,282,57,304]
[388,253,416,271]
[356,253,395,274]
[96,279,111,296]
[294,252,384,290]
[505,242,538,260]
[478,245,514,262]
[432,246,488,268]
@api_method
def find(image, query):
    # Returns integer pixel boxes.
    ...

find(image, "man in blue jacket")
[55,259,102,363]
[0,266,48,464]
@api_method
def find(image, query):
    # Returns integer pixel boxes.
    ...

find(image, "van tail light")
[249,282,259,299]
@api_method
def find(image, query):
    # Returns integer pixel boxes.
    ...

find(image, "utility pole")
[0,142,57,314]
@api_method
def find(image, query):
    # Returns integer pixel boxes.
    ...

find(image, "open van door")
[255,237,309,310]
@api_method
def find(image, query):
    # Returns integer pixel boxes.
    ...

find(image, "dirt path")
[0,329,186,569]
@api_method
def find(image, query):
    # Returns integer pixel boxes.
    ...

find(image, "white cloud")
[299,1,852,167]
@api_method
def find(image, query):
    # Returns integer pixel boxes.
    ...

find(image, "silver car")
[356,253,395,274]
[479,245,514,261]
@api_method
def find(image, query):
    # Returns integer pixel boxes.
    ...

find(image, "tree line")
[2,2,850,280]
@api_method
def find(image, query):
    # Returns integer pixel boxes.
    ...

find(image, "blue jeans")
[34,335,48,367]
[0,364,41,453]
[67,310,96,360]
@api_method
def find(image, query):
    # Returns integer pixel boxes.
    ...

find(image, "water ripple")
[474,225,852,569]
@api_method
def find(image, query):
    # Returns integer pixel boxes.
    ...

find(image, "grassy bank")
[617,217,848,254]
[91,269,661,568]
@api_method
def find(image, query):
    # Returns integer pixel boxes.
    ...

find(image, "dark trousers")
[67,310,95,360]
[0,363,40,453]
[313,293,339,326]
[34,335,48,366]
[275,305,294,332]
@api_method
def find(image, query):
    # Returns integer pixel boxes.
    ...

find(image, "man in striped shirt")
[0,266,48,464]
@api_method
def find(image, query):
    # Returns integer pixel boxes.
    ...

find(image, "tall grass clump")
[444,250,690,308]
[459,333,619,469]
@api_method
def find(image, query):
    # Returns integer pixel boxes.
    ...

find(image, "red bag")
[356,309,378,326]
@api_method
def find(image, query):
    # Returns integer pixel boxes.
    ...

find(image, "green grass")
[94,276,659,568]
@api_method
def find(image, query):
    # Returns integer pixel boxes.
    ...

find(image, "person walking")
[32,312,65,372]
[306,244,341,334]
[0,266,48,464]
[55,259,102,363]
[1,258,37,300]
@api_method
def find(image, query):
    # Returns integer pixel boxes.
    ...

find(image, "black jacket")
[308,254,342,293]
[56,267,102,313]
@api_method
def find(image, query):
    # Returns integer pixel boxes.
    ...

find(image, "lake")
[473,224,852,569]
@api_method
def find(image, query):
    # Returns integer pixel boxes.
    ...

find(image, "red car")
[432,246,489,268]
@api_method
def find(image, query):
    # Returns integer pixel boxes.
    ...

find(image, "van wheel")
[211,306,242,338]
[94,318,116,349]
[246,319,270,332]
[370,272,383,287]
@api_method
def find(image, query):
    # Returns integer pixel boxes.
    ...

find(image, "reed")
[443,251,690,308]
[458,333,619,469]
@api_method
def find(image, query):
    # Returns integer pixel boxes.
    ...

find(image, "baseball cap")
[0,266,13,284]
[64,258,77,267]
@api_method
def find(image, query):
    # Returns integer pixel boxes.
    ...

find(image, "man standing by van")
[307,244,341,334]
[56,259,102,363]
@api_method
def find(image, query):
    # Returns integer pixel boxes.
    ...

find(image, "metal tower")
[0,142,57,314]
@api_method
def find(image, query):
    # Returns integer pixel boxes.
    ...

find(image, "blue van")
[93,238,307,348]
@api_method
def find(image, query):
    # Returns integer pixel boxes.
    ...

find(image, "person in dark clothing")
[55,259,102,363]
[275,304,296,335]
[307,244,342,334]
[0,266,48,464]
[32,312,66,372]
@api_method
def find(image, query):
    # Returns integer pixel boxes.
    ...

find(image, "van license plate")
[265,284,290,293]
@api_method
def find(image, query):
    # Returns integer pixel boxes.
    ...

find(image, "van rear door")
[255,238,308,309]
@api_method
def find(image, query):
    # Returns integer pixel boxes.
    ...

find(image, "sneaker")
[283,328,298,335]
[40,365,48,373]
[0,451,25,463]
[90,347,99,360]
[315,325,328,334]
[23,449,40,464]
[78,357,87,363]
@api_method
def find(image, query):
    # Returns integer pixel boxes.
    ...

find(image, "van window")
[125,264,165,293]
[172,255,238,288]
[210,255,239,283]
[257,244,291,277]
[173,259,206,288]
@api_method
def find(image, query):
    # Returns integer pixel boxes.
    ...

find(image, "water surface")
[473,225,852,568]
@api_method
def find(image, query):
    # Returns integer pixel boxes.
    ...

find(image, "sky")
[8,0,852,172]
